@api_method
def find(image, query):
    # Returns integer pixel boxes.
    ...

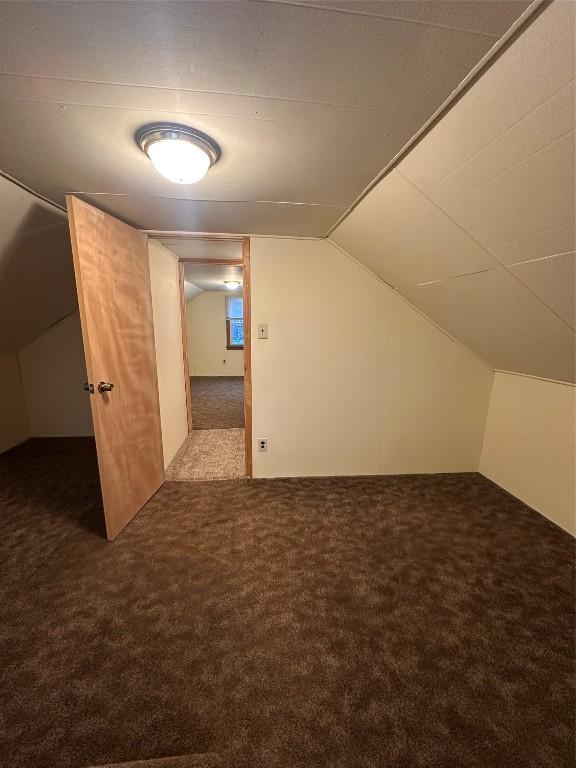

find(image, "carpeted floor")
[0,438,574,768]
[190,377,244,430]
[166,429,245,481]
[88,756,222,768]
[88,755,223,767]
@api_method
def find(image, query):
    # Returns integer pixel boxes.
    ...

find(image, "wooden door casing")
[177,235,252,477]
[241,238,252,478]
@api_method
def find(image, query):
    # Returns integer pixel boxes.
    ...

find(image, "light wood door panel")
[67,196,164,540]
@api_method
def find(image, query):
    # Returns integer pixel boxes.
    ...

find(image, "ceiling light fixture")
[224,280,241,290]
[136,123,220,184]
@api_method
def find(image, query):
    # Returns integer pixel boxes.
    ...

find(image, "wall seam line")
[396,170,576,332]
[327,237,493,371]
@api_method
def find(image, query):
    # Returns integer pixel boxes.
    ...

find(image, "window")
[226,295,244,349]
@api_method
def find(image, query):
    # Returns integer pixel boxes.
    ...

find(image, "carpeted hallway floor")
[166,429,245,481]
[190,377,244,430]
[1,438,574,768]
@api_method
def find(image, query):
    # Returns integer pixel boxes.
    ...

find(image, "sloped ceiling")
[183,282,202,302]
[331,0,575,383]
[0,177,77,353]
[0,0,531,236]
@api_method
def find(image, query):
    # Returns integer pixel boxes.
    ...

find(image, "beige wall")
[186,290,244,376]
[480,372,576,536]
[14,241,189,467]
[19,312,94,437]
[0,352,29,452]
[250,237,493,478]
[149,240,189,468]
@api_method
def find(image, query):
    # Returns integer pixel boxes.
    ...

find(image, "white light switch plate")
[258,323,268,339]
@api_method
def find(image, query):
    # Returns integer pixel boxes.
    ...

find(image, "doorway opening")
[158,236,252,481]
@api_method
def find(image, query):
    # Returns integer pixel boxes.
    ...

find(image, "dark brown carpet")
[190,377,244,430]
[88,755,222,768]
[0,439,574,768]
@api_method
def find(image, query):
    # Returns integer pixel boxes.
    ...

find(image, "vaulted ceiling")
[331,0,575,382]
[0,0,573,385]
[0,0,531,236]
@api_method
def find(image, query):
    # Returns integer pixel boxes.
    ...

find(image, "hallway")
[190,376,244,430]
[166,429,245,481]
[164,376,246,481]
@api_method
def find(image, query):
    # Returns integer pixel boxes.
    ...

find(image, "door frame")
[170,234,252,478]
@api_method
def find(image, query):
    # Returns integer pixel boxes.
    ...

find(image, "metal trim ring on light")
[136,123,221,167]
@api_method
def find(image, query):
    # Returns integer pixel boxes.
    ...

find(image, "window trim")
[226,317,244,350]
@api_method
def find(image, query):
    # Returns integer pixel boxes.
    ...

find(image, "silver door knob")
[98,381,115,393]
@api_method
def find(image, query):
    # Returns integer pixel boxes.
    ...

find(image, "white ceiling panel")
[445,131,575,248]
[158,239,243,261]
[383,211,498,288]
[0,100,391,209]
[491,222,576,266]
[0,73,425,136]
[509,252,576,329]
[0,1,498,111]
[77,194,339,237]
[429,80,575,209]
[273,1,532,37]
[0,0,530,235]
[403,268,575,383]
[330,169,498,288]
[400,0,576,194]
[331,170,437,273]
[183,263,243,292]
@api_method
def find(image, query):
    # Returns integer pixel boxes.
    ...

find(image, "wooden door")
[67,196,164,540]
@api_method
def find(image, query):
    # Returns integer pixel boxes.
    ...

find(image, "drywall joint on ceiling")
[143,230,323,241]
[258,0,500,38]
[76,192,342,208]
[323,0,552,239]
[396,170,575,333]
[0,169,67,216]
[493,369,576,387]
